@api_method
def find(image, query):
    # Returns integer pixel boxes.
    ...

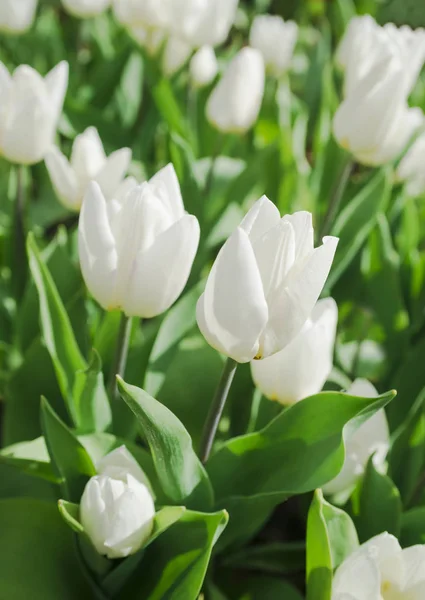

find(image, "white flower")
[197,197,338,363]
[113,0,168,29]
[332,532,425,599]
[190,46,218,87]
[80,446,155,559]
[0,0,37,34]
[323,379,390,496]
[172,0,239,48]
[45,127,131,212]
[78,163,200,318]
[60,0,110,18]
[161,35,193,76]
[333,53,423,166]
[250,298,338,404]
[249,15,298,78]
[0,61,68,165]
[396,130,425,197]
[206,47,266,134]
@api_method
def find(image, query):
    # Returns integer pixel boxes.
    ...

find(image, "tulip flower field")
[2,0,425,598]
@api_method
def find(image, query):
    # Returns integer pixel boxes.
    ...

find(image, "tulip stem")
[200,357,238,463]
[318,159,354,242]
[108,313,133,400]
[13,165,28,303]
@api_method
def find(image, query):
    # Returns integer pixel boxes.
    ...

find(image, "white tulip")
[113,0,168,29]
[128,24,166,56]
[173,0,239,48]
[333,53,423,166]
[197,197,338,363]
[190,46,218,87]
[0,0,38,34]
[206,47,266,134]
[80,446,155,559]
[250,298,338,404]
[60,0,110,18]
[249,15,298,78]
[162,35,193,76]
[78,163,200,318]
[323,379,390,496]
[45,127,131,212]
[0,61,68,165]
[396,130,425,197]
[332,532,425,599]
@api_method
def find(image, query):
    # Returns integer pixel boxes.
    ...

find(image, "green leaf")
[223,541,305,576]
[58,499,84,534]
[73,350,112,434]
[27,233,87,426]
[118,509,228,600]
[41,397,96,502]
[306,491,332,600]
[320,492,359,569]
[401,508,425,547]
[0,498,92,599]
[0,437,59,484]
[217,574,303,600]
[351,457,402,542]
[327,169,391,289]
[117,378,213,510]
[152,77,188,139]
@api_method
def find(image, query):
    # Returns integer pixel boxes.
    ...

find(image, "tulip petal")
[45,146,80,210]
[78,182,118,310]
[149,163,185,221]
[44,61,69,123]
[197,227,269,363]
[401,546,425,590]
[123,214,200,318]
[70,126,106,183]
[282,211,314,261]
[95,147,132,200]
[332,551,380,598]
[239,195,280,242]
[97,446,155,498]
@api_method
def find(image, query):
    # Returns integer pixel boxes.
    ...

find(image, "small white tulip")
[45,127,131,212]
[332,532,425,599]
[162,35,193,77]
[206,47,266,134]
[0,61,68,165]
[197,197,338,363]
[78,163,200,318]
[333,53,423,166]
[190,46,218,87]
[250,298,338,404]
[396,130,425,197]
[173,0,239,48]
[249,15,298,78]
[80,446,155,559]
[113,0,168,29]
[60,0,110,18]
[323,379,390,496]
[0,0,38,34]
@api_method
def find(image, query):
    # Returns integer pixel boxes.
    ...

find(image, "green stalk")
[108,313,133,401]
[318,159,354,242]
[13,164,27,303]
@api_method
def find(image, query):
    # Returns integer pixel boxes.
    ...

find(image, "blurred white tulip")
[251,298,338,404]
[81,446,155,559]
[45,127,131,212]
[332,532,425,600]
[206,47,266,134]
[323,379,390,496]
[113,0,168,28]
[250,15,298,78]
[197,197,338,363]
[190,46,218,87]
[396,130,425,197]
[333,54,423,166]
[60,0,110,18]
[175,0,239,48]
[0,61,68,165]
[162,35,193,76]
[0,0,37,34]
[78,163,200,318]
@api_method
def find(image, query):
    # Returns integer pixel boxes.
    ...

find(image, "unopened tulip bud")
[250,15,298,78]
[78,163,200,318]
[190,46,218,87]
[323,379,390,496]
[45,127,131,212]
[80,446,155,559]
[206,47,265,134]
[251,298,338,404]
[0,61,68,165]
[60,0,110,18]
[0,0,38,34]
[197,197,338,363]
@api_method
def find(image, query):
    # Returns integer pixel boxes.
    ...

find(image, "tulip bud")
[173,0,239,48]
[333,53,423,166]
[332,532,425,599]
[60,0,110,18]
[80,446,155,559]
[0,61,68,166]
[190,46,218,87]
[45,127,131,212]
[395,131,425,197]
[249,15,298,78]
[78,163,200,318]
[323,379,390,497]
[206,47,265,134]
[197,197,338,363]
[0,0,37,34]
[250,298,338,404]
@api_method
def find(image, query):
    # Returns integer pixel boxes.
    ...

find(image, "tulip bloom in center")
[197,197,338,363]
[78,164,200,318]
